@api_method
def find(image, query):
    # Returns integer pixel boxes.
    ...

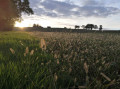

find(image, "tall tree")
[0,0,33,31]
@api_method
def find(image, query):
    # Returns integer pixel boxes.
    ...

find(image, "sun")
[15,21,30,28]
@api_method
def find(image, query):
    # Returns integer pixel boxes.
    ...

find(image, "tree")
[85,24,94,30]
[99,25,103,31]
[94,25,98,29]
[0,0,33,31]
[75,25,80,29]
[81,25,85,29]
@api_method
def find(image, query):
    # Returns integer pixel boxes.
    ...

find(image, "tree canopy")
[0,0,33,30]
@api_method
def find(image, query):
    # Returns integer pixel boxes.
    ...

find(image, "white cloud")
[21,0,120,29]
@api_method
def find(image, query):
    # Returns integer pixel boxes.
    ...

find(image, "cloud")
[29,0,120,18]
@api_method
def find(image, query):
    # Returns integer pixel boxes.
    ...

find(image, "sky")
[16,0,120,29]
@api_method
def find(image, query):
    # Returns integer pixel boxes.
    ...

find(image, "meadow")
[0,31,120,89]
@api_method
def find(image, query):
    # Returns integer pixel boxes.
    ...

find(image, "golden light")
[15,21,31,28]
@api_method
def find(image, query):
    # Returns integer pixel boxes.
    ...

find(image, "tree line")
[75,24,103,31]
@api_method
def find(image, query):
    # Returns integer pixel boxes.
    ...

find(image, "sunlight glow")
[15,21,32,28]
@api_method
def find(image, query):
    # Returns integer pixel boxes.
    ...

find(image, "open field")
[0,31,120,89]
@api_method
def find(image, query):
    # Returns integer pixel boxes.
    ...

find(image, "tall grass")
[0,31,120,89]
[31,31,120,89]
[0,31,57,89]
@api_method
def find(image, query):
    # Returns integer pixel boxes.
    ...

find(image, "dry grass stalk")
[10,48,15,54]
[100,72,111,81]
[40,38,46,51]
[54,73,58,82]
[78,86,86,89]
[84,62,88,74]
[74,77,77,83]
[107,79,115,87]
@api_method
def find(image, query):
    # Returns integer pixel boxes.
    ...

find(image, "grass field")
[0,31,120,89]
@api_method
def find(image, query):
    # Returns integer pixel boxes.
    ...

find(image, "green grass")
[0,31,120,89]
[0,31,57,89]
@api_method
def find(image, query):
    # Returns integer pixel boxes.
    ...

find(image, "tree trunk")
[0,19,13,31]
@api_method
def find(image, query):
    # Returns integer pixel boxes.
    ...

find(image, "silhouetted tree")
[0,0,33,31]
[64,27,67,29]
[33,24,43,29]
[47,26,51,29]
[85,24,94,30]
[94,25,98,29]
[75,25,80,29]
[81,25,85,29]
[33,24,37,27]
[99,25,103,31]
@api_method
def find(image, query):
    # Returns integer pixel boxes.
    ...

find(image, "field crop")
[0,31,120,89]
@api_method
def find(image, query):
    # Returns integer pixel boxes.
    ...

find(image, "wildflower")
[10,48,15,54]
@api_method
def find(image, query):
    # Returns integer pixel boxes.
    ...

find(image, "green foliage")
[0,0,33,30]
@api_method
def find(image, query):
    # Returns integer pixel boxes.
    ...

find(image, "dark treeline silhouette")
[0,0,33,31]
[27,23,105,33]
[32,23,103,32]
[74,24,102,31]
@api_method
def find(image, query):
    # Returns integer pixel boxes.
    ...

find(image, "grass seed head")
[25,47,29,54]
[84,62,89,74]
[54,73,58,82]
[24,53,26,57]
[40,38,46,51]
[57,59,59,64]
[10,48,15,54]
[30,50,34,55]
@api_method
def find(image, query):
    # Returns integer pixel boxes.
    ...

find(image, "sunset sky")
[16,0,120,29]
